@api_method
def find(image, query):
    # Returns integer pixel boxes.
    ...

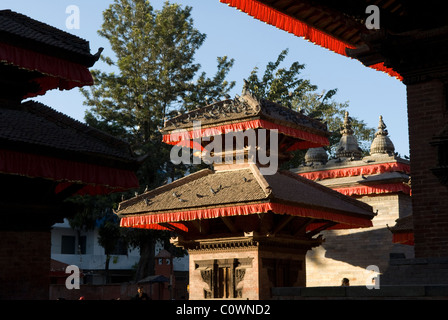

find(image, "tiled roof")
[264,169,374,215]
[0,101,136,163]
[117,168,266,215]
[117,165,374,219]
[0,9,97,63]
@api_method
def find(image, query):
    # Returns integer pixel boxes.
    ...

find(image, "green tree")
[67,193,124,283]
[244,49,375,168]
[79,0,234,281]
[97,209,122,284]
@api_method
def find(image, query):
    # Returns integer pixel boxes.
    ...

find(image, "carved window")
[217,266,231,298]
[195,258,252,299]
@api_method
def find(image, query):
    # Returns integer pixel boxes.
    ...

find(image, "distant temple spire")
[304,147,328,165]
[335,111,362,159]
[370,115,395,156]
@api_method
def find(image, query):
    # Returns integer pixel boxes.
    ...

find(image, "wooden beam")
[293,218,315,237]
[188,219,210,235]
[159,223,188,236]
[54,183,85,201]
[221,216,239,233]
[259,212,274,234]
[271,215,295,235]
[306,221,337,238]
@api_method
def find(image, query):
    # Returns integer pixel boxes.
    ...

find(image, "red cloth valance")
[297,162,410,181]
[0,42,94,98]
[163,119,329,150]
[219,0,403,80]
[0,149,139,195]
[334,183,411,196]
[392,232,414,246]
[128,222,189,232]
[119,202,373,230]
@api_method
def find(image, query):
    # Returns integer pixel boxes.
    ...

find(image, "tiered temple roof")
[0,10,140,300]
[0,10,139,221]
[0,101,139,195]
[162,90,329,153]
[117,91,375,249]
[0,9,102,100]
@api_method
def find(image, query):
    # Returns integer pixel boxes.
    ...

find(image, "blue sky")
[2,0,409,156]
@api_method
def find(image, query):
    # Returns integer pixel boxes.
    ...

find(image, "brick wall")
[306,194,414,287]
[0,231,51,300]
[406,79,448,258]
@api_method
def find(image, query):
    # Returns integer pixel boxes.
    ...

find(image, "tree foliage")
[244,49,375,167]
[77,0,234,281]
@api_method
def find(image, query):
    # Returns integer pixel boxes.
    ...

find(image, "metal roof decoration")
[370,115,395,156]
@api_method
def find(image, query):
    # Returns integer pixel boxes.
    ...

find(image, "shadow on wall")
[308,227,414,272]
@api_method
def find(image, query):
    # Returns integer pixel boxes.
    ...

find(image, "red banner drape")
[163,119,328,150]
[0,42,94,98]
[392,232,414,246]
[297,162,410,181]
[119,201,373,231]
[334,183,411,196]
[219,0,403,80]
[0,149,139,195]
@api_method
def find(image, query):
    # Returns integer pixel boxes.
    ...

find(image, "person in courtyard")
[134,286,150,300]
[341,278,350,286]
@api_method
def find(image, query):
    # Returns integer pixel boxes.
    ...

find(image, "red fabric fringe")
[119,202,373,231]
[0,149,139,195]
[334,183,411,196]
[392,232,414,246]
[163,119,328,150]
[219,0,403,81]
[297,162,410,181]
[0,42,94,98]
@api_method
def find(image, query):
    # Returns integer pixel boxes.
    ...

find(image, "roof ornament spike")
[370,115,395,156]
[335,111,362,159]
[242,79,250,96]
[340,111,354,136]
[240,79,260,103]
[376,115,388,135]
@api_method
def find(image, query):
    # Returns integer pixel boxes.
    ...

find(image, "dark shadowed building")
[0,10,139,299]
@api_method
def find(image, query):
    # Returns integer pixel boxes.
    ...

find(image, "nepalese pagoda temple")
[299,113,411,198]
[219,0,448,284]
[0,10,139,300]
[295,113,413,286]
[116,90,375,300]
